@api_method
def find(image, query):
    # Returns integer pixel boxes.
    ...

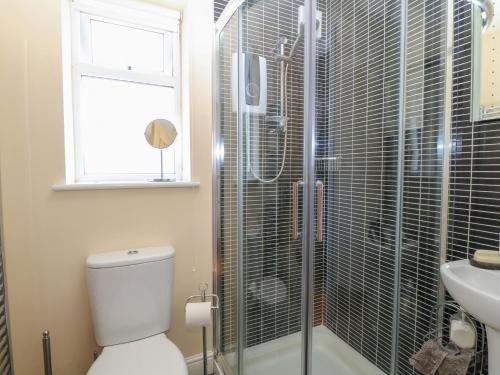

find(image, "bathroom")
[0,0,499,374]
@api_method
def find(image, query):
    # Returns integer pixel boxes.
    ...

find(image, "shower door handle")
[292,180,323,241]
[316,181,324,242]
[292,180,303,240]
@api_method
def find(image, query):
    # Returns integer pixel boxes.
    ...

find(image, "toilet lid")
[87,334,188,375]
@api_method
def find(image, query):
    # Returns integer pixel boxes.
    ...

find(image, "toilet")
[86,246,188,375]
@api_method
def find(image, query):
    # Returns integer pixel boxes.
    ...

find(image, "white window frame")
[66,0,182,183]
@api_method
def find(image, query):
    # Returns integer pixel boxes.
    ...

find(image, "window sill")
[52,180,200,191]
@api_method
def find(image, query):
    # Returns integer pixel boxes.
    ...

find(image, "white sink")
[441,259,500,372]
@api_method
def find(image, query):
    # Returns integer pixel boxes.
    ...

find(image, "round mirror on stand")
[144,119,178,182]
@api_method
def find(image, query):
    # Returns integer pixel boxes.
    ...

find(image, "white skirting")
[186,351,214,375]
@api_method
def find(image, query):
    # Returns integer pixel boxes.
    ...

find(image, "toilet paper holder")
[185,283,219,375]
[185,283,220,310]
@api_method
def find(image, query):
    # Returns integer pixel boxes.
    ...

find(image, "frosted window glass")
[90,20,166,73]
[79,76,177,177]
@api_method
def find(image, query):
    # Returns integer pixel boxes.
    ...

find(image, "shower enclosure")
[213,0,452,374]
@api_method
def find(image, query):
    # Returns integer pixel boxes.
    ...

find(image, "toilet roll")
[185,302,212,327]
[450,319,476,349]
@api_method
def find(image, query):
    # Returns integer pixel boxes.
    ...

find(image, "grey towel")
[438,342,473,375]
[410,340,448,375]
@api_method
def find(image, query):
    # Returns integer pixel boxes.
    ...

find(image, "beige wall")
[0,0,213,373]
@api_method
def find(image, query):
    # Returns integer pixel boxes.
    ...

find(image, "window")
[65,0,182,182]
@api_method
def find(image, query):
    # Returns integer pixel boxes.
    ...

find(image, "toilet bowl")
[88,334,187,375]
[86,246,187,374]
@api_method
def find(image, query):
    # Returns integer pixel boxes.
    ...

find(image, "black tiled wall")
[398,1,449,373]
[446,1,500,371]
[448,1,500,262]
[322,0,402,372]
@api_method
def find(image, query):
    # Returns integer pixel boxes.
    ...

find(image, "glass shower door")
[309,0,405,374]
[214,0,314,374]
[237,0,309,374]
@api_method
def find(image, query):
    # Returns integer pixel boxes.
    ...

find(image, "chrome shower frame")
[212,0,454,374]
[212,2,396,375]
[213,4,245,375]
[301,3,317,375]
[212,3,321,374]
